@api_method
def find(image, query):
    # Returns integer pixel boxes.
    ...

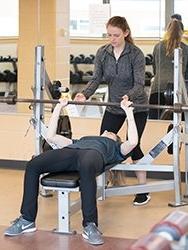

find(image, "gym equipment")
[1,95,188,113]
[84,54,95,64]
[145,71,153,86]
[3,70,17,83]
[164,82,174,105]
[70,54,74,64]
[70,54,95,84]
[0,56,18,97]
[41,172,103,234]
[129,210,188,249]
[48,80,69,99]
[74,54,85,64]
[30,46,188,235]
[42,115,72,152]
[145,53,153,65]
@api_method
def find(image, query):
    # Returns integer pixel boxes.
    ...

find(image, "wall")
[17,0,70,113]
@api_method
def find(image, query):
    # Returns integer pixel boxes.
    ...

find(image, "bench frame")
[42,176,104,234]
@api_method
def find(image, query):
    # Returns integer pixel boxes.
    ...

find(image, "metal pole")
[34,45,45,157]
[169,48,184,206]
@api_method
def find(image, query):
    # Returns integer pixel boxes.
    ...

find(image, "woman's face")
[106,24,129,48]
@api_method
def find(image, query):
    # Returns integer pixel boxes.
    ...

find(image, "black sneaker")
[133,193,151,206]
[82,222,104,245]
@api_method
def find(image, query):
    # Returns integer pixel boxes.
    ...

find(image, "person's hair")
[164,19,184,56]
[106,16,134,45]
[171,13,182,21]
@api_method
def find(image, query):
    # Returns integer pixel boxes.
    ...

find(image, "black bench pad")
[41,171,80,188]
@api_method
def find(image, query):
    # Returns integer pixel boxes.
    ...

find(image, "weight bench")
[40,171,104,234]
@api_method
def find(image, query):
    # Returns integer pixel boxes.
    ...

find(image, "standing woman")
[75,16,149,206]
[149,19,188,119]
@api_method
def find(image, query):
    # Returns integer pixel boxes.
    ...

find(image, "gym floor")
[1,168,188,249]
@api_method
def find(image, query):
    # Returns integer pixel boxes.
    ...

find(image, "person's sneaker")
[133,193,151,206]
[4,216,36,236]
[82,222,104,245]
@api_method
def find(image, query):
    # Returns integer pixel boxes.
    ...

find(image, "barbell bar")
[0,95,187,113]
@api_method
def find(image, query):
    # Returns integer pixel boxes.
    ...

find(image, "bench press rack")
[31,46,188,234]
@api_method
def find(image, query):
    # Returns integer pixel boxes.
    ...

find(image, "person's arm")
[126,48,146,101]
[74,47,104,101]
[120,98,138,156]
[46,99,73,148]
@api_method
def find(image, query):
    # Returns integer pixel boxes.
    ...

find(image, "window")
[70,0,102,37]
[0,0,19,37]
[111,0,165,38]
[70,0,165,38]
[174,0,188,28]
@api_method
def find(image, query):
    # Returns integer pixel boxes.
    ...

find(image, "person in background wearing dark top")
[171,13,188,46]
[4,98,138,246]
[74,16,149,206]
[149,18,188,119]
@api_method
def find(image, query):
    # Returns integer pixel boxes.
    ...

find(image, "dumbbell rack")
[70,54,95,85]
[0,56,17,97]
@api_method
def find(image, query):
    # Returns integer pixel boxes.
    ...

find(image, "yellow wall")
[17,0,70,112]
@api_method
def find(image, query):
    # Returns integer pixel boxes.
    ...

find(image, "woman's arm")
[126,48,146,100]
[46,99,73,148]
[120,98,138,156]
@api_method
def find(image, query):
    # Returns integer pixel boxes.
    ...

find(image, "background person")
[170,13,188,45]
[74,16,149,206]
[149,18,188,119]
[4,98,138,246]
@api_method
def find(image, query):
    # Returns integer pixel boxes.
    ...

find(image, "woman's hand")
[120,97,133,112]
[58,98,69,108]
[74,93,86,102]
[122,95,129,101]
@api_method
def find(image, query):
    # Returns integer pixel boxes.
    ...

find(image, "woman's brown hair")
[164,19,183,56]
[106,16,134,45]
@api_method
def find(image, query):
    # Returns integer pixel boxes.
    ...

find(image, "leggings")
[100,110,148,160]
[20,148,104,227]
[149,92,166,119]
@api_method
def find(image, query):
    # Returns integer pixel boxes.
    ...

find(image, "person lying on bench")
[4,97,138,246]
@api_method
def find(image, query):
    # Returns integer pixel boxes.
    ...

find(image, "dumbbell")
[0,71,5,82]
[145,71,153,86]
[84,54,95,64]
[70,54,74,64]
[145,54,153,65]
[129,210,188,250]
[3,70,17,82]
[74,54,85,64]
[49,81,69,99]
[70,70,83,84]
[164,82,173,105]
[2,56,12,62]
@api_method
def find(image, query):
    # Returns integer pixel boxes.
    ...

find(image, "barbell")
[0,95,187,113]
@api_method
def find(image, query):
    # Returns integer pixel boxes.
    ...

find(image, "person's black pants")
[149,92,166,119]
[20,148,104,227]
[100,110,148,160]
